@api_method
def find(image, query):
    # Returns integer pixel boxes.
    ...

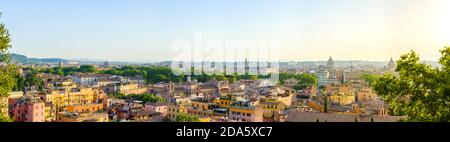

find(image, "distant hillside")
[10,53,68,64]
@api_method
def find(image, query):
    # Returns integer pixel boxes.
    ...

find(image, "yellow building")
[45,103,56,122]
[330,92,356,106]
[44,88,100,111]
[198,117,211,122]
[119,83,148,95]
[51,80,78,91]
[357,87,378,101]
[0,97,7,118]
[326,84,353,95]
[56,111,108,122]
[67,103,104,113]
[217,97,232,108]
[167,104,187,121]
[8,91,24,99]
[229,104,263,122]
[261,100,286,118]
[187,98,220,119]
[2,92,25,117]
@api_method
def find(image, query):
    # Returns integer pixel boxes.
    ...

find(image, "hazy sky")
[1,0,449,62]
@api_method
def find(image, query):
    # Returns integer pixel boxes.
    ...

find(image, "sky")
[0,0,450,62]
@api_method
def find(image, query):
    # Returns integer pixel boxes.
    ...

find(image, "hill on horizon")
[9,53,68,64]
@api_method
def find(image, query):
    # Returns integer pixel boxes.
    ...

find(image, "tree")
[0,114,12,122]
[56,67,64,76]
[250,75,258,80]
[0,13,11,61]
[12,73,25,92]
[214,74,226,81]
[24,70,44,91]
[360,74,380,87]
[176,113,200,122]
[0,12,16,122]
[323,95,328,113]
[373,47,450,122]
[296,73,317,88]
[79,65,97,73]
[153,74,168,83]
[0,65,17,121]
[228,77,237,83]
[135,93,165,104]
[279,72,317,89]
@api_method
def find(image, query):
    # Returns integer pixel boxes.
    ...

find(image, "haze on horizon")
[1,0,450,62]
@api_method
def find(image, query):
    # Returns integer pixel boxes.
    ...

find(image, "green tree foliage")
[0,65,17,97]
[176,113,200,122]
[138,93,165,103]
[373,47,450,122]
[250,75,258,80]
[12,73,25,91]
[360,74,381,87]
[78,65,97,73]
[0,114,12,122]
[109,93,165,104]
[0,13,11,61]
[102,65,147,77]
[195,73,213,82]
[0,13,16,122]
[43,65,97,76]
[24,70,45,91]
[279,72,318,90]
[100,66,184,84]
[228,77,237,83]
[214,74,226,81]
[152,74,169,83]
[323,95,328,113]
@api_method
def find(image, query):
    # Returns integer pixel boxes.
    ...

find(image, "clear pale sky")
[1,0,449,62]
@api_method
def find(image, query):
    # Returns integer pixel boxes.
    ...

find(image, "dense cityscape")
[0,56,408,122]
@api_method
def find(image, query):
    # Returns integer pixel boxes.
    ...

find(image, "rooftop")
[285,111,406,122]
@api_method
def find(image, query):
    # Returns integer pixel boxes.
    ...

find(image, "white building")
[316,70,329,88]
[71,74,100,87]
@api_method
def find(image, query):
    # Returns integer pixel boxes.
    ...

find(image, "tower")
[167,82,175,94]
[326,56,335,70]
[388,57,396,70]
